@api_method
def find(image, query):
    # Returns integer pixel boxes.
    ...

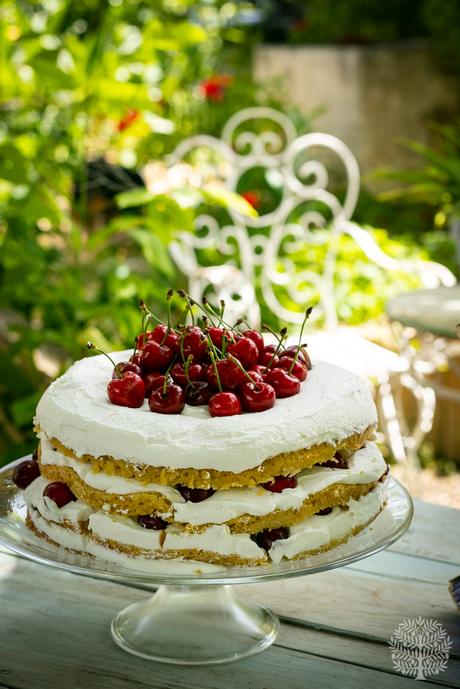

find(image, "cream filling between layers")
[39,435,386,525]
[27,508,221,574]
[269,478,388,563]
[34,350,377,473]
[25,476,388,564]
[24,476,93,525]
[39,433,180,503]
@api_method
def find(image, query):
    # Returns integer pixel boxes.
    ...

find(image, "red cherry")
[136,333,147,349]
[111,361,142,379]
[150,324,179,351]
[268,368,300,398]
[184,381,213,406]
[250,364,271,382]
[227,337,259,369]
[206,359,245,391]
[176,485,215,502]
[208,391,241,417]
[13,459,40,490]
[251,526,290,550]
[43,482,77,508]
[149,384,185,414]
[240,381,276,413]
[321,452,348,469]
[181,326,208,363]
[276,357,308,381]
[281,345,312,370]
[208,327,235,350]
[246,369,265,385]
[261,475,298,493]
[108,372,145,408]
[139,340,174,372]
[243,329,264,355]
[170,361,204,388]
[259,345,280,368]
[129,353,142,366]
[138,514,168,529]
[143,372,168,398]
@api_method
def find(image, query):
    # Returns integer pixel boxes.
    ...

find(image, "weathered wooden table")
[1,499,459,688]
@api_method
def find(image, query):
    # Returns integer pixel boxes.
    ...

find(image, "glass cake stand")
[0,457,413,666]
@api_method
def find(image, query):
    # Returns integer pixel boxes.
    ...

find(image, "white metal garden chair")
[167,107,456,468]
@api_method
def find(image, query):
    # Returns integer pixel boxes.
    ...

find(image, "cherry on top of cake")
[86,290,313,418]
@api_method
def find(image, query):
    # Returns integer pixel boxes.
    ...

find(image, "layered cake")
[13,296,389,568]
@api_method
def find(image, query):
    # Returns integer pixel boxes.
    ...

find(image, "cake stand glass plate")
[0,457,413,665]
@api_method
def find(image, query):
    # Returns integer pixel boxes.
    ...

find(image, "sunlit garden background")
[1,0,459,501]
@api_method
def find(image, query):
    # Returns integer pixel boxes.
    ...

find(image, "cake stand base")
[111,584,279,665]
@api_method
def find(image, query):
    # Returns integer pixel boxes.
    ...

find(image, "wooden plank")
[278,624,460,688]
[0,553,449,689]
[242,567,460,653]
[390,500,460,565]
[346,549,460,585]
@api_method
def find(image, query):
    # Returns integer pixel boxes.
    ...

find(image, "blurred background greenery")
[1,0,459,465]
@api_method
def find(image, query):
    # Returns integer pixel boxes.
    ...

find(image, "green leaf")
[201,184,258,217]
[130,229,174,278]
[116,188,153,209]
[11,393,41,428]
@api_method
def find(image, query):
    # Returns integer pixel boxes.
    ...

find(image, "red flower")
[200,75,233,103]
[117,109,140,132]
[241,191,261,210]
[292,19,308,32]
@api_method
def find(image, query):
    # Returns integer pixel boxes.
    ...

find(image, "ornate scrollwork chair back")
[168,107,361,328]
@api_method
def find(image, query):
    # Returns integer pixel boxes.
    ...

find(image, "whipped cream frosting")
[40,434,386,525]
[35,350,377,473]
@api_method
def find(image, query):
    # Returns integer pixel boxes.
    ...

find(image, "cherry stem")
[267,327,288,368]
[139,299,162,326]
[179,332,187,364]
[262,323,285,346]
[202,296,237,334]
[174,305,189,329]
[161,289,174,345]
[218,299,225,327]
[184,354,195,388]
[161,356,177,397]
[176,289,195,326]
[87,342,122,378]
[289,307,313,373]
[208,350,222,393]
[227,354,259,388]
[235,317,251,330]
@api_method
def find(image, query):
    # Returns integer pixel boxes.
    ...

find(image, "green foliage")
[374,121,460,232]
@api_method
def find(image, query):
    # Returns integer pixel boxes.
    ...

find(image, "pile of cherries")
[90,292,312,418]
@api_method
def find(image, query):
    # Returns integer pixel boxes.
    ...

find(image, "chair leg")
[376,373,407,464]
[399,373,436,476]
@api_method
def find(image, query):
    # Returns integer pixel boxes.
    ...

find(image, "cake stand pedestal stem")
[111,583,279,665]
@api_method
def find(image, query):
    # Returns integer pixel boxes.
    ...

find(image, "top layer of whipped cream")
[34,350,377,472]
